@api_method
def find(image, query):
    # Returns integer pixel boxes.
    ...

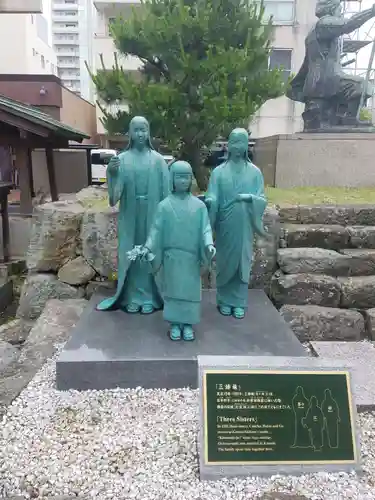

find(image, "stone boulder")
[347,226,375,249]
[17,273,85,320]
[85,279,116,299]
[280,304,364,341]
[277,247,350,276]
[0,319,33,345]
[0,340,19,373]
[26,298,87,348]
[270,272,341,307]
[340,276,375,309]
[281,224,349,250]
[364,308,375,340]
[57,256,96,285]
[279,205,375,226]
[81,208,118,277]
[340,249,375,276]
[26,200,84,272]
[251,206,281,292]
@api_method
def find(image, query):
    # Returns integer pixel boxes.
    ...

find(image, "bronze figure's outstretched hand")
[107,155,120,175]
[206,244,216,259]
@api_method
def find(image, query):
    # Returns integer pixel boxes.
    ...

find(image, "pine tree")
[89,0,286,190]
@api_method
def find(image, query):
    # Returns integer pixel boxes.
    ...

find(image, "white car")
[90,150,175,185]
[90,149,117,185]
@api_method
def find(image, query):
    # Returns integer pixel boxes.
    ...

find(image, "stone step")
[280,304,364,342]
[277,247,375,276]
[281,224,375,249]
[271,272,375,310]
[279,204,375,226]
[271,272,341,308]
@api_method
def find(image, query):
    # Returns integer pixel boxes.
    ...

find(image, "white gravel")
[1,349,375,499]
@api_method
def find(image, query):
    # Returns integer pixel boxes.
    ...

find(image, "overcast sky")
[346,0,375,72]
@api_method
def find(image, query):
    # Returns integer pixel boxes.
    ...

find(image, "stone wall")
[16,186,280,320]
[19,186,375,344]
[270,205,375,343]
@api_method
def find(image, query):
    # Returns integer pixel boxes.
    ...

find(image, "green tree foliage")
[89,0,287,189]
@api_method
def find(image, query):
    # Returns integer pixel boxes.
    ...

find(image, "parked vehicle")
[91,149,117,185]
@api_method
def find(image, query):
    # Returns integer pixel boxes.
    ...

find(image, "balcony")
[0,0,42,12]
[56,49,80,57]
[53,25,79,34]
[58,60,80,68]
[52,14,78,22]
[94,0,139,10]
[52,2,78,10]
[54,38,79,45]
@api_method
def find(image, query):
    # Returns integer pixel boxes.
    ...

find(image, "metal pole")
[357,38,375,121]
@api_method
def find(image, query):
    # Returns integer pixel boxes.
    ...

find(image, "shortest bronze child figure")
[142,161,215,341]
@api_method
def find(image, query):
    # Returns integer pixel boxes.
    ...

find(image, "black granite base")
[56,289,306,390]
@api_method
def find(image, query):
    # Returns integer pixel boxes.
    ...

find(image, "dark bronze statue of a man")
[287,0,375,131]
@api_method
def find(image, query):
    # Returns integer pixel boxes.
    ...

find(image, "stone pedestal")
[56,289,306,390]
[254,132,375,188]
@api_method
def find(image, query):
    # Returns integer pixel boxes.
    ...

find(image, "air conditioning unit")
[0,0,42,13]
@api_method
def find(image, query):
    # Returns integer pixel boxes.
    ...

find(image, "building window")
[41,55,45,69]
[108,17,116,36]
[260,1,295,23]
[269,49,292,82]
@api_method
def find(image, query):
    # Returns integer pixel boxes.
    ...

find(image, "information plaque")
[199,364,359,478]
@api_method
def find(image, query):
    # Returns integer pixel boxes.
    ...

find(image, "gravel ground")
[1,349,375,500]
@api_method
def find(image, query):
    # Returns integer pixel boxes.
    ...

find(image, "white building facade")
[52,0,95,101]
[0,0,57,74]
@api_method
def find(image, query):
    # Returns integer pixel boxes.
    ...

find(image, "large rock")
[364,308,375,340]
[251,207,281,292]
[57,256,96,285]
[17,273,84,320]
[347,226,375,249]
[340,276,375,309]
[270,272,341,307]
[0,299,86,418]
[279,205,375,226]
[26,298,87,347]
[81,208,118,277]
[340,249,375,276]
[0,318,33,345]
[277,247,350,276]
[280,304,364,341]
[0,340,19,373]
[281,224,349,250]
[26,200,84,272]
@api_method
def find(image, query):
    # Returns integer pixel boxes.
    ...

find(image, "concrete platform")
[56,289,306,390]
[312,341,375,411]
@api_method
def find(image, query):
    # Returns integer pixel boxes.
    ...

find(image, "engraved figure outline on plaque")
[202,369,357,466]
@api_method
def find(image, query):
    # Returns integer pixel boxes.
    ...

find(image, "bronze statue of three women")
[97,116,267,341]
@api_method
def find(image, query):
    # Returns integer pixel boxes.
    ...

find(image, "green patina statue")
[205,128,267,319]
[142,161,215,341]
[96,116,169,314]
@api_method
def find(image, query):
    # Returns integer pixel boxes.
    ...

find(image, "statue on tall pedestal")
[287,0,375,131]
[96,116,169,315]
[205,128,267,320]
[142,161,215,341]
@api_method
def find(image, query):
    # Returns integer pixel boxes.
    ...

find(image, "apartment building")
[52,0,95,101]
[0,0,57,75]
[0,0,42,12]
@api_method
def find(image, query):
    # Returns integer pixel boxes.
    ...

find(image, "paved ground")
[311,340,375,410]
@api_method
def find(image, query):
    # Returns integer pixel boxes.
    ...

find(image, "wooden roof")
[0,94,90,143]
